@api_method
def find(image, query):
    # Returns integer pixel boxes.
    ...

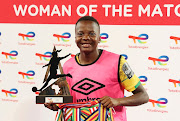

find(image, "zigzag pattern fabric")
[55,101,114,121]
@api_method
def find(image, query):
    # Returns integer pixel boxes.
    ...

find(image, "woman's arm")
[99,84,149,108]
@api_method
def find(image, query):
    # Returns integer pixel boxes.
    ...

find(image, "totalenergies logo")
[18,70,35,79]
[18,32,35,41]
[47,98,53,102]
[170,36,180,44]
[139,76,147,85]
[149,98,168,108]
[2,50,18,59]
[35,52,52,61]
[100,33,109,43]
[121,54,128,60]
[148,55,169,66]
[2,88,18,97]
[53,32,71,42]
[169,79,180,87]
[129,34,148,44]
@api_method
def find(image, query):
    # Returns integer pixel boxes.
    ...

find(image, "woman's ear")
[98,36,101,43]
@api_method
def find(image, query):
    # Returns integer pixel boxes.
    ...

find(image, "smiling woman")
[45,16,149,121]
[75,20,100,62]
[13,5,71,16]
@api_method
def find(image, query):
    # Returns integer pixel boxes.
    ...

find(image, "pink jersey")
[63,50,127,121]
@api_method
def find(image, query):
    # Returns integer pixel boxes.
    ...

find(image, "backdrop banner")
[0,0,179,121]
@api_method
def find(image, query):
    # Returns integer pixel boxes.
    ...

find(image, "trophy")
[32,46,73,104]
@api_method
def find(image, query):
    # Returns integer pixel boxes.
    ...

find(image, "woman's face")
[75,20,101,54]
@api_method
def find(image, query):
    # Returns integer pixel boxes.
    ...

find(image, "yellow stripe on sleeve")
[119,56,141,92]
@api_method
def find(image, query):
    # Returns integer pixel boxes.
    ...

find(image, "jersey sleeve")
[119,56,141,92]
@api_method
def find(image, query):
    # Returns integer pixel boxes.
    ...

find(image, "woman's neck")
[79,49,100,64]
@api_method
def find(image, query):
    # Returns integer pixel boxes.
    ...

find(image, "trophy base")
[36,95,73,104]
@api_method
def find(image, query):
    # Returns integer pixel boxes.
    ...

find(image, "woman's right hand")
[44,103,59,111]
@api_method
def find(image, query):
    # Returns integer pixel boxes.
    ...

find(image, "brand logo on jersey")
[122,62,134,79]
[129,34,148,44]
[71,78,105,95]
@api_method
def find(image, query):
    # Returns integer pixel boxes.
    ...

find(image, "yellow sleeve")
[119,56,141,92]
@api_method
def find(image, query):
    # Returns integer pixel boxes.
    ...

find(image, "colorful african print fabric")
[55,101,114,121]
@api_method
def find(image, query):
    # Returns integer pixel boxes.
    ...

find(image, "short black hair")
[75,16,100,27]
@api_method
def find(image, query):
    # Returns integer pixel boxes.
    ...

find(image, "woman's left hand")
[99,96,120,108]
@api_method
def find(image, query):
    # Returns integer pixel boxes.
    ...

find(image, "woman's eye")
[89,32,96,36]
[77,33,83,36]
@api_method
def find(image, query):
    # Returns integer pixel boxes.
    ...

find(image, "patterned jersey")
[63,50,140,121]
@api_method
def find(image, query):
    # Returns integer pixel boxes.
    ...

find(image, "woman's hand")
[99,96,120,108]
[44,102,59,111]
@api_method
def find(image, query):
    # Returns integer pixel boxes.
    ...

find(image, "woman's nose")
[82,34,90,40]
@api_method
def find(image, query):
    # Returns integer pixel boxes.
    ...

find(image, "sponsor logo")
[149,98,168,108]
[71,78,105,95]
[2,50,18,59]
[147,98,168,113]
[2,88,18,97]
[170,36,180,44]
[128,34,149,49]
[18,70,35,79]
[53,32,71,42]
[148,55,169,66]
[35,52,52,61]
[168,79,180,93]
[129,34,148,44]
[53,32,71,47]
[148,55,169,71]
[139,76,147,85]
[121,54,128,60]
[122,62,134,79]
[98,33,109,48]
[169,79,180,87]
[169,36,180,49]
[100,33,109,43]
[18,32,35,41]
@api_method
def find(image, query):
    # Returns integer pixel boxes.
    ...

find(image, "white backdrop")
[0,24,180,121]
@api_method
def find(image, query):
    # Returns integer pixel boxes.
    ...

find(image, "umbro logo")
[71,78,105,95]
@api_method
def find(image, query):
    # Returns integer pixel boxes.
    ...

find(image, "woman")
[45,16,149,121]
